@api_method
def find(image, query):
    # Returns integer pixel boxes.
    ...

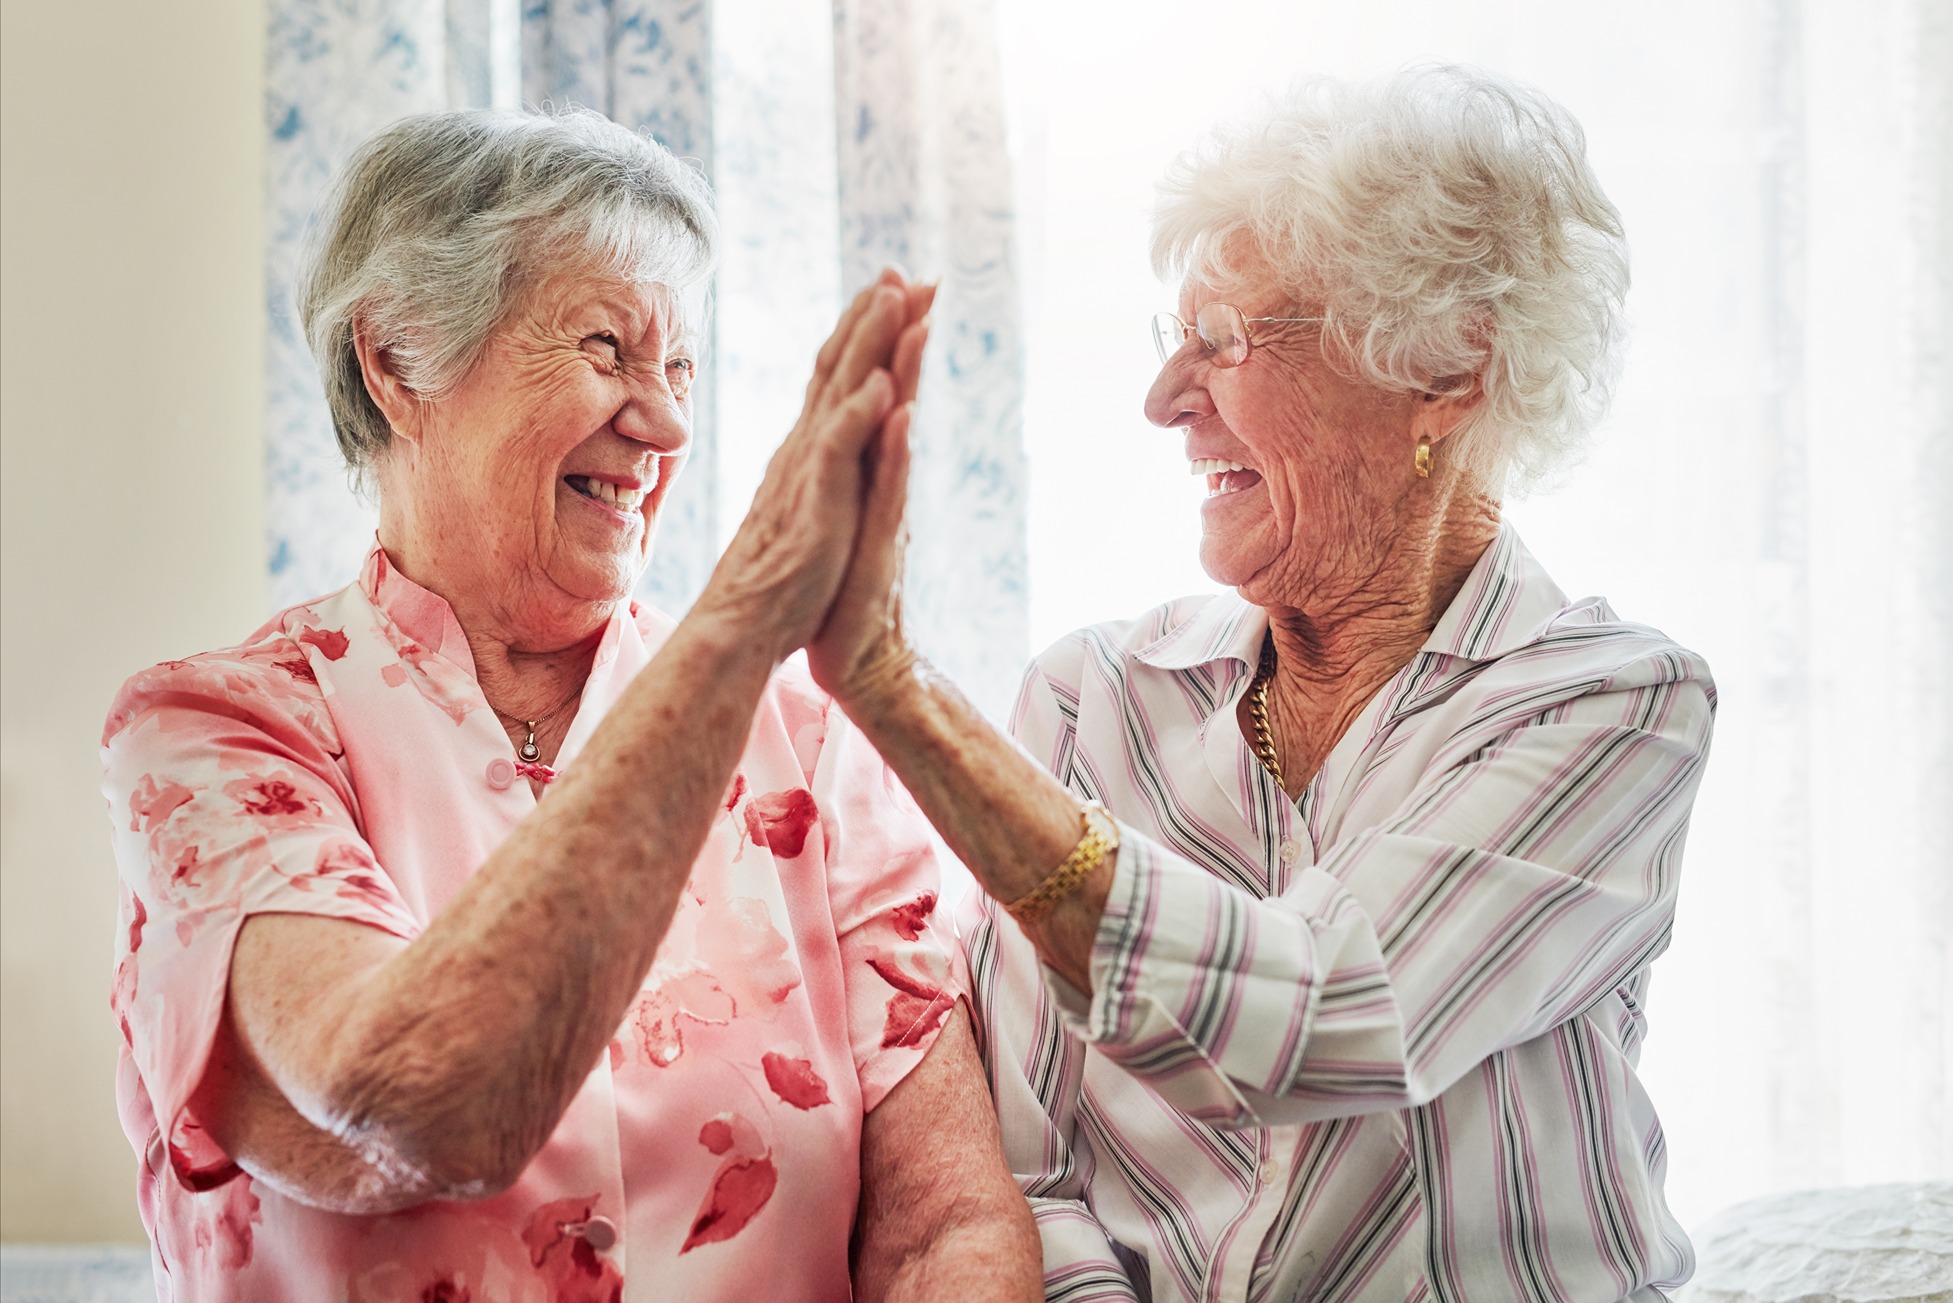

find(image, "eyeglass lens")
[1150,303,1252,367]
[1150,313,1186,363]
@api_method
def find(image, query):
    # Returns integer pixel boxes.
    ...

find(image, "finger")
[829,285,907,403]
[890,317,930,405]
[851,402,914,608]
[904,280,937,324]
[869,402,913,542]
[812,279,890,390]
[823,367,897,466]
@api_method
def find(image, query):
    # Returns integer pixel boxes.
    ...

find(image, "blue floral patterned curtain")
[265,0,1028,715]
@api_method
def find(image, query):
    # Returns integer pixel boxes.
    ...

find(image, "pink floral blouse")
[102,546,964,1303]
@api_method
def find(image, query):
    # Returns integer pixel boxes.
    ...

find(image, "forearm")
[284,606,777,1190]
[856,1204,1045,1303]
[852,1013,1043,1302]
[840,658,1104,991]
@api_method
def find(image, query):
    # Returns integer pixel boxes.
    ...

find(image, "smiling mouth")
[565,475,649,512]
[1191,457,1263,497]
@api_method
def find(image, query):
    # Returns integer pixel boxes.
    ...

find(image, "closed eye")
[584,332,623,370]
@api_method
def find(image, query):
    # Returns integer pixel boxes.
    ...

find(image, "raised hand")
[693,269,930,664]
[806,284,932,708]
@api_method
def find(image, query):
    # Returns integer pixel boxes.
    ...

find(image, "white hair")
[1151,65,1629,490]
[298,106,719,473]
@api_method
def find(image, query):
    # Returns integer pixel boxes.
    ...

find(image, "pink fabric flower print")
[111,892,146,1046]
[382,638,485,726]
[867,955,957,1050]
[223,773,320,824]
[308,839,402,915]
[127,775,197,834]
[271,656,317,686]
[521,1195,624,1303]
[743,789,819,858]
[632,971,735,1068]
[192,1172,261,1270]
[760,1052,832,1110]
[888,889,939,941]
[125,892,148,954]
[694,897,801,1012]
[295,626,350,661]
[683,1113,777,1253]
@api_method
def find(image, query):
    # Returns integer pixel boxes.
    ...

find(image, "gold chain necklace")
[491,688,582,764]
[1248,633,1284,790]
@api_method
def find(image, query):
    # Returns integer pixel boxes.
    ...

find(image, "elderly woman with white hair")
[802,67,1717,1301]
[101,108,1039,1300]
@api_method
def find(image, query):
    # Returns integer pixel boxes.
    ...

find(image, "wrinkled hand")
[805,285,934,710]
[696,269,931,664]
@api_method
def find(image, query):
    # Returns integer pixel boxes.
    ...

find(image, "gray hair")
[298,106,718,473]
[1151,65,1629,491]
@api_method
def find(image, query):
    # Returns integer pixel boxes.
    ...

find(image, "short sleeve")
[102,644,422,1182]
[809,701,969,1112]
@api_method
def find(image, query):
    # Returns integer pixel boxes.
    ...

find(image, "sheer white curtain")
[1001,0,1952,1231]
[265,0,1028,715]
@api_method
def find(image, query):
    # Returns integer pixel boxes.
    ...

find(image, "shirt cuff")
[1037,823,1337,1126]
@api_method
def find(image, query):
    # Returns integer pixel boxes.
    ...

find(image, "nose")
[611,368,692,456]
[1143,347,1216,429]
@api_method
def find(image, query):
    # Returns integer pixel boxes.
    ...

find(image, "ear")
[351,315,425,445]
[1411,375,1483,447]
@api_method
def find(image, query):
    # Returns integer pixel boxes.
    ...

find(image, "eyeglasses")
[1151,303,1327,367]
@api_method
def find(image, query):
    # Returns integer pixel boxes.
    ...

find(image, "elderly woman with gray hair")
[102,109,1039,1300]
[801,67,1717,1301]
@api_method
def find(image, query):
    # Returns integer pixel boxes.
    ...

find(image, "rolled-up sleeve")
[103,648,421,1181]
[1053,647,1716,1130]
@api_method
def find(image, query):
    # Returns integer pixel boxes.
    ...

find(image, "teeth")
[569,476,647,511]
[1190,458,1250,476]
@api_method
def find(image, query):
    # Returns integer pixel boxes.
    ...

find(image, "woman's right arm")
[174,277,931,1214]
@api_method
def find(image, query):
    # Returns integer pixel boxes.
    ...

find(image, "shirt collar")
[1130,521,1567,675]
[1420,523,1568,663]
[357,540,638,682]
[1132,590,1268,673]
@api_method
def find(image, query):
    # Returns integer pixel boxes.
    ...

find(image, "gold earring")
[1414,434,1432,478]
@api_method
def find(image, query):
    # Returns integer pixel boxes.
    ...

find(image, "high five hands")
[699,266,933,706]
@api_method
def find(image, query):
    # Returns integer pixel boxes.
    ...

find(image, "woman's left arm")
[853,1009,1042,1302]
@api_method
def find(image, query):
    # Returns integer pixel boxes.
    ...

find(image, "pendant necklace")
[492,686,582,782]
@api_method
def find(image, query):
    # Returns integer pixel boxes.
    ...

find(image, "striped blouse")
[960,526,1715,1303]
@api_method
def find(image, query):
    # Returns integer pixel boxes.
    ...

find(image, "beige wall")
[1,0,266,1243]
